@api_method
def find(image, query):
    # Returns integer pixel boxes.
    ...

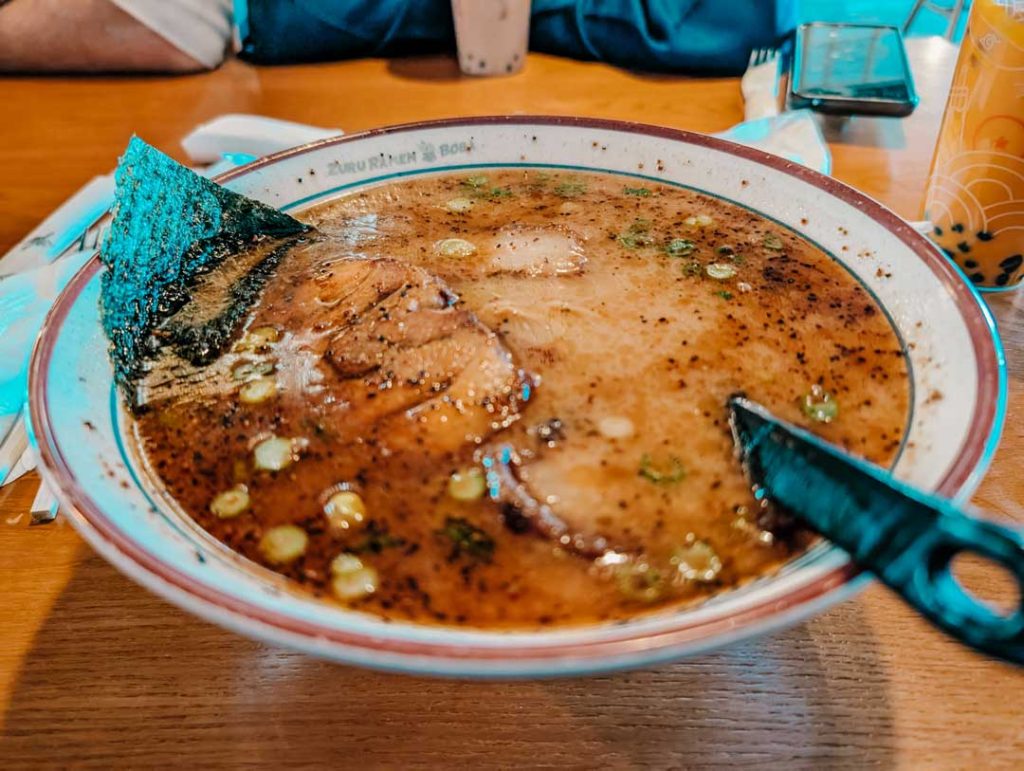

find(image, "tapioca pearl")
[969,272,985,284]
[952,223,965,233]
[933,225,944,236]
[1000,254,1022,272]
[957,241,971,253]
[964,259,979,269]
[977,231,993,241]
[996,273,1011,286]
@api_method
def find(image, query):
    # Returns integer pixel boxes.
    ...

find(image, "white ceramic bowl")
[30,118,1005,677]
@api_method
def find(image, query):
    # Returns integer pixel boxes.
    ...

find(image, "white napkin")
[0,251,93,484]
[181,114,342,164]
[3,443,35,487]
[715,110,832,175]
[723,50,832,175]
[0,175,113,279]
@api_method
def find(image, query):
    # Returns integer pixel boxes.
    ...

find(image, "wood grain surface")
[1,40,1022,769]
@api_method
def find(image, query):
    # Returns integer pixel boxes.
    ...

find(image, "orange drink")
[924,0,1024,290]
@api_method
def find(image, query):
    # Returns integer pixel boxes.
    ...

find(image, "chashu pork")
[142,252,535,460]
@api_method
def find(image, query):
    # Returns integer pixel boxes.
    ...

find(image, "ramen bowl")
[29,117,1005,677]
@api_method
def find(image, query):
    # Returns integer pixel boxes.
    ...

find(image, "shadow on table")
[817,113,908,150]
[387,56,464,82]
[2,553,896,767]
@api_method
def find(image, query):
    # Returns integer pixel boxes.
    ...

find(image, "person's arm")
[0,0,206,73]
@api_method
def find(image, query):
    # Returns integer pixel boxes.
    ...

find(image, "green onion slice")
[801,385,839,423]
[706,263,737,280]
[639,454,685,484]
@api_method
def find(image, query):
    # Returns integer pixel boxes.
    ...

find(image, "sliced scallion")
[447,468,487,502]
[615,561,665,603]
[438,516,495,562]
[239,377,278,405]
[434,237,477,258]
[684,214,715,228]
[232,360,275,381]
[639,454,685,484]
[706,263,737,280]
[259,525,308,564]
[618,218,655,249]
[801,385,839,423]
[672,538,722,583]
[324,490,367,532]
[254,436,298,471]
[209,485,250,519]
[234,326,280,352]
[330,553,379,600]
[665,238,696,257]
[553,180,586,198]
[462,175,489,189]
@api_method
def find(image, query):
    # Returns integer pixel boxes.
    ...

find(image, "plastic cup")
[923,0,1024,291]
[451,0,531,77]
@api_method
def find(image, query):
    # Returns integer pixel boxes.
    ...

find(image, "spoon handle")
[839,486,1024,665]
[730,397,1024,665]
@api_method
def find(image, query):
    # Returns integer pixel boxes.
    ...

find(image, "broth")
[134,169,910,628]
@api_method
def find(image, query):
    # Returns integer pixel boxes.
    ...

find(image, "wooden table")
[2,40,1022,768]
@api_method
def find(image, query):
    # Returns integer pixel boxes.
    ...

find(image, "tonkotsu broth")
[135,169,910,628]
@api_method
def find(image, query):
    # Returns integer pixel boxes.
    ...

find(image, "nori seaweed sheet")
[156,236,301,367]
[99,137,309,404]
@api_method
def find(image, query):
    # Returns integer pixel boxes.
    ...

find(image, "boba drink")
[924,0,1024,290]
[451,0,531,76]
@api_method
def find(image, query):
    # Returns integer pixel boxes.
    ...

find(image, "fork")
[742,45,785,121]
[75,222,105,253]
[748,46,779,68]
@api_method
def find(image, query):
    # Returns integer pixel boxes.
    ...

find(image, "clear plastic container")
[923,0,1024,291]
[451,0,531,77]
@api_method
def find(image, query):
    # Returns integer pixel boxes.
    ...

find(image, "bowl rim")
[28,115,1007,670]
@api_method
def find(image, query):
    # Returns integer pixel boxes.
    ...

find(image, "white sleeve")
[108,0,233,69]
